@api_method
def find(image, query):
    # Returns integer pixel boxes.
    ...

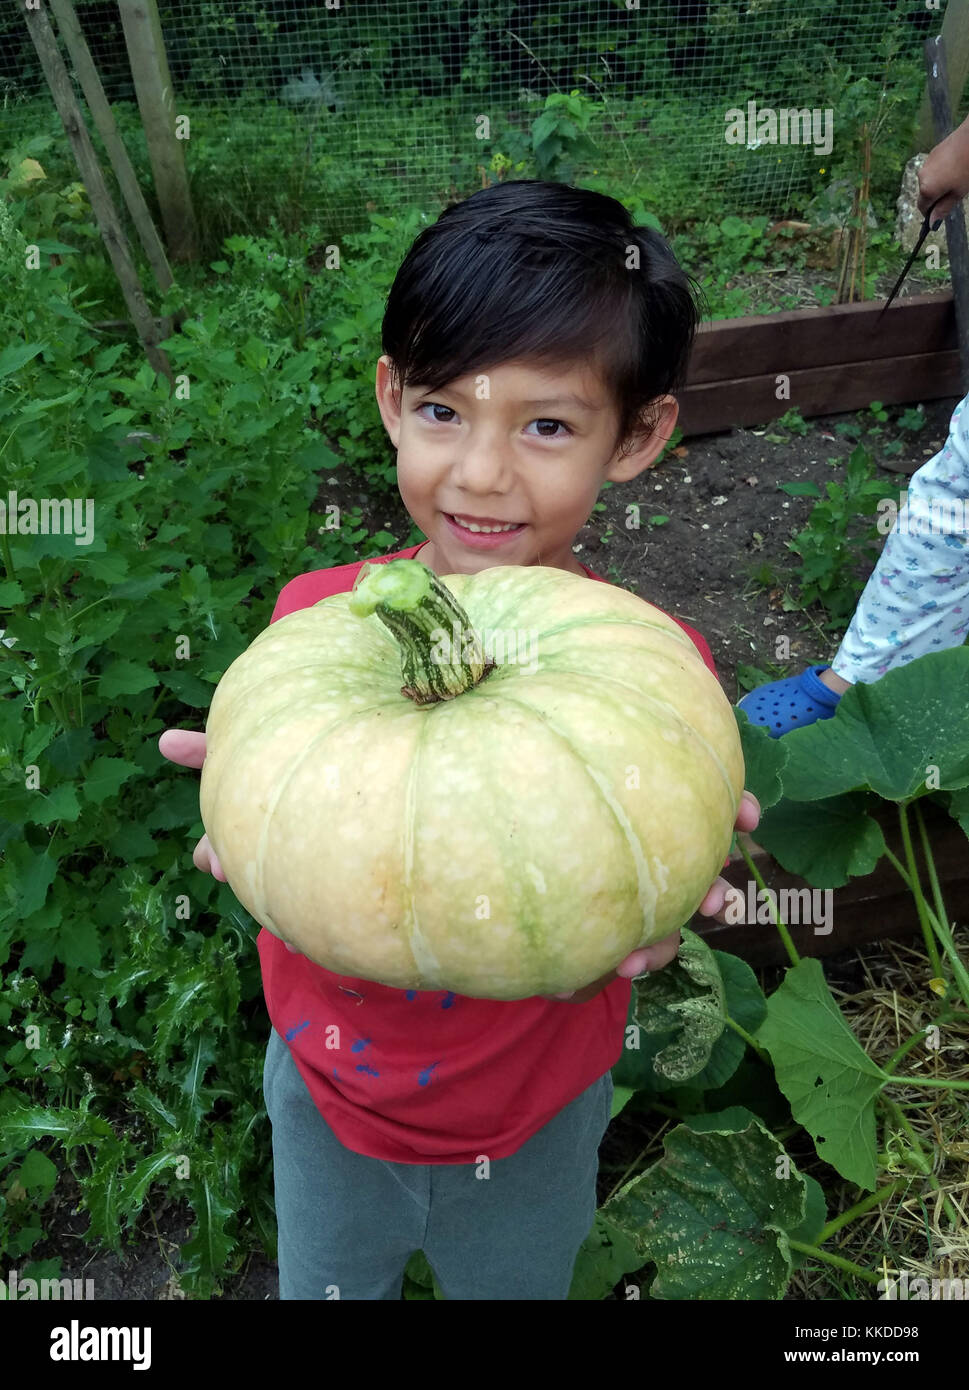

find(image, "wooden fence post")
[117,0,197,263]
[23,1,173,384]
[917,0,969,151]
[48,0,173,296]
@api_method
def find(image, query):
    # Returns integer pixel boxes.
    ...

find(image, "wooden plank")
[687,294,956,385]
[677,348,963,436]
[22,3,172,384]
[49,0,173,297]
[117,0,197,263]
[695,799,968,967]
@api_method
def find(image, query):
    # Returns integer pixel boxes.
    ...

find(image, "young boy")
[159,180,758,1300]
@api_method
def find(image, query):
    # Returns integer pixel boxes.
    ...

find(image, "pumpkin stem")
[349,559,495,704]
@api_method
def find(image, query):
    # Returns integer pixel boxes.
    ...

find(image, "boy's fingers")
[159,729,207,768]
[734,791,760,831]
[193,835,226,881]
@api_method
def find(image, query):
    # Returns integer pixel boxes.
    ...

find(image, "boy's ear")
[603,396,679,484]
[375,355,403,445]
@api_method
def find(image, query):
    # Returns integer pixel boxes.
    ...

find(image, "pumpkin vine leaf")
[733,706,788,811]
[773,647,969,803]
[630,928,767,1085]
[601,1110,810,1299]
[757,957,890,1191]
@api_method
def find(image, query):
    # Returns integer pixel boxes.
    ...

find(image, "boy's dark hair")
[381,180,704,457]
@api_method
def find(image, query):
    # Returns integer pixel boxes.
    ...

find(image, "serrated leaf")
[109,821,157,860]
[941,785,969,837]
[178,1167,237,1288]
[633,928,722,1049]
[82,1139,131,1250]
[789,1174,828,1269]
[161,668,217,708]
[25,783,81,825]
[144,777,202,830]
[5,843,58,919]
[756,958,888,1190]
[82,756,142,804]
[97,659,158,698]
[56,915,102,970]
[14,1147,58,1194]
[631,929,766,1085]
[568,1213,645,1299]
[180,1032,218,1123]
[753,791,886,887]
[46,726,96,776]
[0,341,45,377]
[602,1116,806,1298]
[0,579,26,606]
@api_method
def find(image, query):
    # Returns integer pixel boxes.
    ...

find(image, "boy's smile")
[375,355,677,578]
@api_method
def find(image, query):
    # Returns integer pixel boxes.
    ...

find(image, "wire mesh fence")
[0,0,959,243]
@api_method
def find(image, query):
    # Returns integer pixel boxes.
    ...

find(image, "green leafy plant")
[773,407,811,437]
[778,443,904,628]
[530,90,604,183]
[0,190,413,1295]
[572,652,969,1300]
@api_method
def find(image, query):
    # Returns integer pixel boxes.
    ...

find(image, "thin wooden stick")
[23,2,173,384]
[48,0,174,296]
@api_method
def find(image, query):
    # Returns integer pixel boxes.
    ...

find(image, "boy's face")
[375,355,678,577]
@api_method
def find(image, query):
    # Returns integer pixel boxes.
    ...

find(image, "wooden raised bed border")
[677,292,962,437]
[695,796,968,968]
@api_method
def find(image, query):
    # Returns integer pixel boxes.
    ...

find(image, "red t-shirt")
[257,543,718,1163]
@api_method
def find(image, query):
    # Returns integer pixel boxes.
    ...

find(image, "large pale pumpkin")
[199,560,745,1001]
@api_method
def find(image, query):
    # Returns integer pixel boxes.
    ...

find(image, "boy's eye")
[417,402,456,423]
[525,418,571,439]
[415,403,571,438]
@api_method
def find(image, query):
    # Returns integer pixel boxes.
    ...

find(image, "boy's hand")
[159,727,301,954]
[158,729,227,881]
[541,790,761,1003]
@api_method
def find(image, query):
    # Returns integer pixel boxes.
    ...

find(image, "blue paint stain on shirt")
[351,1037,372,1053]
[356,1061,380,1077]
[285,1020,310,1040]
[440,992,456,1010]
[418,1061,442,1087]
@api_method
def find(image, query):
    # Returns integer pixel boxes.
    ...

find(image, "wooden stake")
[917,0,969,152]
[48,0,173,295]
[23,2,173,384]
[117,0,197,263]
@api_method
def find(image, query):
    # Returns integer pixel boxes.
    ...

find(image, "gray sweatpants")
[262,1024,613,1300]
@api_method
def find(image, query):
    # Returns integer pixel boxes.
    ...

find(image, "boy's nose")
[451,434,513,486]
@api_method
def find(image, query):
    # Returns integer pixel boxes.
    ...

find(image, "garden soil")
[23,392,963,1300]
